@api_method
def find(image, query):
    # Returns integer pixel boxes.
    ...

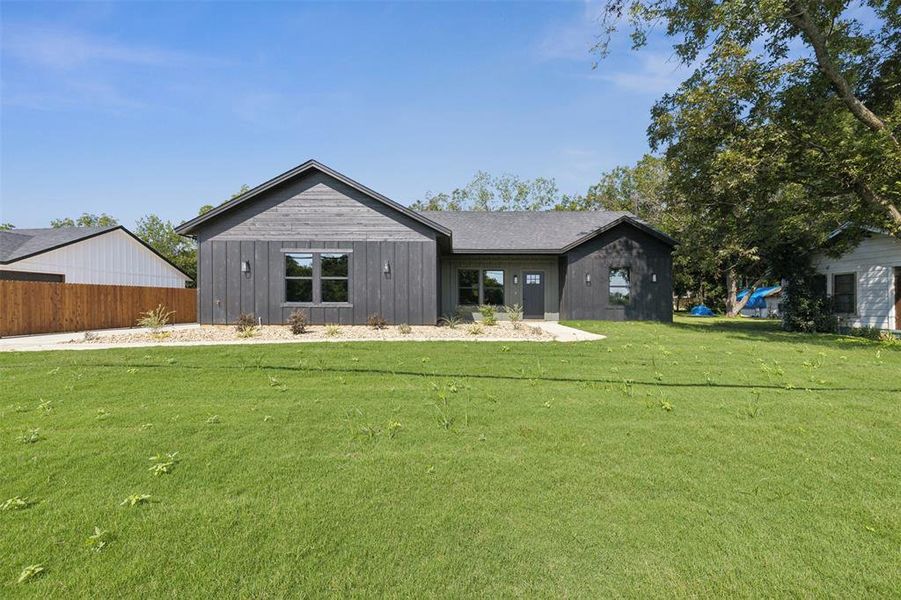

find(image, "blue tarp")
[690,304,715,317]
[737,286,781,310]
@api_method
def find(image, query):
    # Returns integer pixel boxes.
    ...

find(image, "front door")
[523,272,545,319]
[895,267,901,330]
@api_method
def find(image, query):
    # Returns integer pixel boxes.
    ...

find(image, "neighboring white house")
[812,228,901,331]
[738,286,783,319]
[0,226,189,288]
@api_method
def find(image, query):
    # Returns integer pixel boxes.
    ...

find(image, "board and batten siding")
[439,255,561,319]
[2,229,187,288]
[812,232,901,329]
[561,225,673,322]
[194,170,439,325]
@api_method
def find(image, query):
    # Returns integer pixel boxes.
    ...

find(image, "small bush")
[845,326,898,343]
[235,313,257,337]
[324,324,341,337]
[288,309,309,335]
[367,314,388,329]
[137,305,174,330]
[397,323,412,335]
[468,323,484,336]
[478,305,497,326]
[440,313,462,329]
[506,304,523,328]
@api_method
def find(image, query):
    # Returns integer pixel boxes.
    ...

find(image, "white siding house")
[812,230,901,331]
[1,226,189,288]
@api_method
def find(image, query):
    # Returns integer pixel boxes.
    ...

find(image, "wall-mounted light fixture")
[241,260,251,279]
[651,273,658,283]
[513,274,519,285]
[585,273,591,285]
[383,260,391,278]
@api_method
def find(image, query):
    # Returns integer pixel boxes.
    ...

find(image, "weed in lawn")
[1,496,33,511]
[120,494,151,507]
[387,421,403,438]
[19,428,41,444]
[85,527,110,552]
[37,399,53,414]
[17,564,45,584]
[96,408,110,420]
[148,452,179,476]
[206,415,221,424]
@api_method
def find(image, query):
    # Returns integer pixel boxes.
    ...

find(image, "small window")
[525,273,541,285]
[833,273,856,314]
[609,267,630,306]
[321,253,349,303]
[482,270,504,305]
[458,269,479,305]
[285,253,313,302]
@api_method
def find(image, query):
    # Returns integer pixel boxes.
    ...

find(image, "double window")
[285,252,349,304]
[609,267,630,306]
[832,273,856,314]
[457,269,505,306]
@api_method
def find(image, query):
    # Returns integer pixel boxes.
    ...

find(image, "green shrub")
[468,323,484,336]
[781,274,837,333]
[137,305,174,330]
[288,309,309,335]
[397,323,412,335]
[505,304,523,328]
[440,313,462,329]
[324,324,341,337]
[478,305,497,326]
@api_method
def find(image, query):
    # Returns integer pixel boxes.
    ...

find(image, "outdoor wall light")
[652,273,658,283]
[513,274,519,285]
[383,261,391,277]
[585,273,591,285]
[241,260,251,279]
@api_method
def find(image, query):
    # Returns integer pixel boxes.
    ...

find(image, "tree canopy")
[50,213,119,228]
[411,172,559,211]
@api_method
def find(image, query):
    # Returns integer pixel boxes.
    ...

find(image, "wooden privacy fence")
[0,280,196,337]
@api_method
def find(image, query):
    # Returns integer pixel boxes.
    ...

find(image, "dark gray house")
[175,160,675,325]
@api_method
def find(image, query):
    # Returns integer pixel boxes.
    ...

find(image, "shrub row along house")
[175,160,676,325]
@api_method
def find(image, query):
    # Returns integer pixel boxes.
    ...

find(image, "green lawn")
[1,317,899,597]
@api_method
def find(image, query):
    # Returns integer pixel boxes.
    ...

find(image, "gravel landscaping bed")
[76,321,553,344]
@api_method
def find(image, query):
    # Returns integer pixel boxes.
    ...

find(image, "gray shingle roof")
[420,211,673,252]
[0,226,119,263]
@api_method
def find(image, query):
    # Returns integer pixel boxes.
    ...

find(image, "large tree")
[50,213,118,228]
[411,172,559,211]
[594,0,900,314]
[134,214,197,284]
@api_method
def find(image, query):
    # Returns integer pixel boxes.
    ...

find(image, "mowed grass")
[1,317,899,597]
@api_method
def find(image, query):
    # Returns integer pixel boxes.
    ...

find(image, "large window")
[285,252,350,304]
[833,273,856,314]
[609,267,630,306]
[458,269,479,305]
[285,253,313,303]
[320,253,349,303]
[482,270,505,305]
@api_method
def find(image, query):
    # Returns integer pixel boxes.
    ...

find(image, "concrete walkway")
[531,321,605,342]
[0,322,603,352]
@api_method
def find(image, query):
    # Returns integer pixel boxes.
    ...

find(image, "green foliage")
[505,304,523,327]
[85,527,110,552]
[439,313,462,329]
[134,213,196,284]
[781,272,838,333]
[50,213,118,228]
[478,305,497,325]
[288,309,309,335]
[0,222,14,231]
[148,452,179,476]
[1,496,33,511]
[19,428,41,444]
[397,323,412,335]
[367,314,387,330]
[137,305,174,330]
[411,171,559,211]
[468,322,484,336]
[324,324,341,337]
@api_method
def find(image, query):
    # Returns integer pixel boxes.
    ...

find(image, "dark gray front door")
[523,271,545,319]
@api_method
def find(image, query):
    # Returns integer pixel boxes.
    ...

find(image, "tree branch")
[785,0,898,146]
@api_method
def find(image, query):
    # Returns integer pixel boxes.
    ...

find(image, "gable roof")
[423,211,677,253]
[0,226,192,279]
[175,159,452,237]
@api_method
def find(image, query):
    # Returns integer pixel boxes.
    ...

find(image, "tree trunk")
[785,1,898,145]
[726,272,764,317]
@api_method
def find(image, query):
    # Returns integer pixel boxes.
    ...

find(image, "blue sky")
[1,1,687,229]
